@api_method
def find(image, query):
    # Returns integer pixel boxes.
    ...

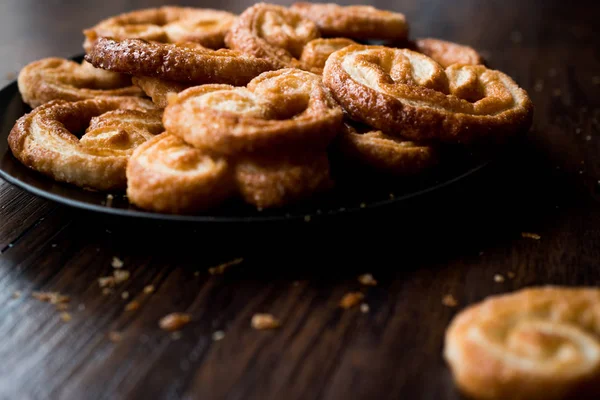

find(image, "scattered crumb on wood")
[60,312,72,322]
[521,232,541,240]
[339,292,365,309]
[212,331,225,341]
[121,291,129,300]
[108,331,123,342]
[56,303,69,311]
[251,313,281,330]
[208,258,244,275]
[111,256,123,268]
[171,332,182,340]
[12,291,21,299]
[143,285,155,294]
[159,312,191,331]
[360,303,370,313]
[98,276,116,288]
[442,294,458,307]
[125,300,140,312]
[494,274,505,283]
[102,288,112,296]
[358,273,377,286]
[78,303,86,311]
[534,80,544,92]
[113,270,130,283]
[32,291,70,304]
[106,194,114,207]
[507,271,516,279]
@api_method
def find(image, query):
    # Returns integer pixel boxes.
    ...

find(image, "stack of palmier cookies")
[8,2,533,214]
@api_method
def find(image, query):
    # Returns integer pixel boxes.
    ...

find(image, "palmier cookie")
[163,68,344,156]
[323,45,533,144]
[85,38,276,86]
[132,77,189,108]
[236,152,333,209]
[412,38,484,68]
[83,7,237,51]
[444,286,600,400]
[225,3,320,70]
[290,3,408,42]
[336,122,437,176]
[126,133,233,214]
[8,97,160,190]
[18,58,143,108]
[299,38,356,74]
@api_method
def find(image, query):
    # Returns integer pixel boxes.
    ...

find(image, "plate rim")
[0,58,498,223]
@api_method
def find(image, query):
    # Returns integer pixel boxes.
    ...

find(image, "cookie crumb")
[78,303,86,311]
[212,330,225,341]
[5,72,16,80]
[60,312,72,322]
[507,271,516,279]
[125,300,140,312]
[494,274,505,283]
[111,256,123,268]
[304,215,311,222]
[171,331,182,340]
[552,88,562,97]
[208,257,243,275]
[12,291,21,299]
[339,292,365,309]
[108,331,122,342]
[548,68,557,77]
[533,80,544,92]
[106,194,114,207]
[521,232,541,240]
[442,294,458,307]
[389,193,395,199]
[159,312,191,331]
[586,135,592,141]
[360,303,370,313]
[358,273,377,286]
[143,285,155,294]
[102,288,112,296]
[251,313,280,330]
[359,202,366,208]
[121,291,130,300]
[56,303,69,311]
[98,276,116,288]
[32,291,70,304]
[113,270,130,283]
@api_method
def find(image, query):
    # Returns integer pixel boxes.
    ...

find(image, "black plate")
[0,58,504,223]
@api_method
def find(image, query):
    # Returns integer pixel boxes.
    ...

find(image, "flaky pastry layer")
[8,97,160,190]
[323,45,533,143]
[83,6,237,51]
[85,38,276,86]
[445,286,600,400]
[18,58,143,108]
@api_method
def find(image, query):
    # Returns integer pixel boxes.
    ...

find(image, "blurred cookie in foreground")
[335,122,437,176]
[83,6,237,51]
[291,2,408,42]
[85,38,276,86]
[444,286,600,400]
[18,58,142,108]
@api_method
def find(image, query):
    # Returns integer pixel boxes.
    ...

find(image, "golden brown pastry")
[236,152,333,208]
[336,122,437,175]
[413,38,484,68]
[85,38,276,86]
[290,2,408,42]
[8,97,160,190]
[225,3,320,70]
[444,286,600,400]
[83,6,237,51]
[126,133,233,214]
[132,77,189,108]
[323,45,533,143]
[299,38,357,74]
[163,68,344,156]
[18,58,143,108]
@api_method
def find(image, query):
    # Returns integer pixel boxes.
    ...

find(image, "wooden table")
[1,0,598,398]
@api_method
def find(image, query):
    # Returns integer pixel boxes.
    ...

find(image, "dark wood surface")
[1,0,599,399]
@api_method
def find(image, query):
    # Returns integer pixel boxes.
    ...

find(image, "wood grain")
[0,0,599,399]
